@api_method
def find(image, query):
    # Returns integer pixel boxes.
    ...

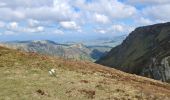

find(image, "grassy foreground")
[0,46,170,100]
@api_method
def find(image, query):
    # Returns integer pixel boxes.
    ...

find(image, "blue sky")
[0,0,170,42]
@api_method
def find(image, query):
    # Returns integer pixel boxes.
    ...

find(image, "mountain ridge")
[0,40,112,61]
[97,22,170,82]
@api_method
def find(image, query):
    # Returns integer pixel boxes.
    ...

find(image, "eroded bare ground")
[0,46,170,100]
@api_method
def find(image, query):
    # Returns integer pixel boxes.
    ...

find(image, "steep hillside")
[0,40,111,61]
[97,22,170,82]
[0,46,170,100]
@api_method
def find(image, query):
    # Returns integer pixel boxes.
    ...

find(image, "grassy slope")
[0,46,170,100]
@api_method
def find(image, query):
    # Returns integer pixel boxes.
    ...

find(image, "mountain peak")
[32,40,57,45]
[70,43,85,49]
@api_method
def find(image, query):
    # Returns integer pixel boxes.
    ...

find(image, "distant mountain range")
[0,35,126,61]
[97,22,170,82]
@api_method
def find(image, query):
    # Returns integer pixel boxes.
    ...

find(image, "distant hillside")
[97,22,170,82]
[0,40,112,61]
[83,35,127,47]
[0,46,170,100]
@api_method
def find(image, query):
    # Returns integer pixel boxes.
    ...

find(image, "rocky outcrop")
[141,57,170,82]
[97,22,170,82]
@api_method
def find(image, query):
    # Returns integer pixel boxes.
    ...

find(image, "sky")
[0,0,170,42]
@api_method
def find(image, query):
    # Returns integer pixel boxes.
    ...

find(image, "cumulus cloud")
[28,19,39,27]
[142,4,170,21]
[6,21,44,33]
[22,26,44,33]
[36,26,44,32]
[24,6,76,22]
[0,8,25,21]
[6,22,19,31]
[95,29,107,34]
[110,25,124,33]
[95,24,134,35]
[0,0,169,37]
[135,17,154,25]
[53,29,64,35]
[127,0,170,5]
[74,0,137,19]
[0,21,5,28]
[0,0,78,22]
[93,13,110,24]
[0,0,53,8]
[60,21,80,30]
[0,2,6,7]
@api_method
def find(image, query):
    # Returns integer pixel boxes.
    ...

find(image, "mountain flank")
[97,22,170,82]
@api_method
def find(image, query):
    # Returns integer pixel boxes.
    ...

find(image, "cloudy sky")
[0,0,169,42]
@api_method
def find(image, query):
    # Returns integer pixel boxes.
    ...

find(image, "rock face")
[97,22,170,82]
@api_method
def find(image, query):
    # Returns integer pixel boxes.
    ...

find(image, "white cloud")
[0,21,5,28]
[0,8,25,21]
[110,25,124,33]
[0,0,169,38]
[111,24,135,34]
[21,26,45,33]
[0,0,78,22]
[6,21,44,33]
[127,0,170,5]
[135,17,154,25]
[95,24,135,35]
[0,0,137,29]
[75,0,137,19]
[37,26,44,31]
[95,29,105,34]
[0,2,6,7]
[28,19,39,27]
[94,13,110,24]
[143,4,170,21]
[24,6,75,22]
[53,29,64,35]
[8,22,18,30]
[0,0,53,8]
[60,21,80,30]
[99,30,107,34]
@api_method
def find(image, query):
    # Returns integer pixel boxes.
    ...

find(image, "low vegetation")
[0,46,170,100]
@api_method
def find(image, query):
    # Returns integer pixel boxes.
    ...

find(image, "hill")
[97,22,170,82]
[0,46,170,99]
[0,40,111,61]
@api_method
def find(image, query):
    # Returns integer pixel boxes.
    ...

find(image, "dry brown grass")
[0,46,170,100]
